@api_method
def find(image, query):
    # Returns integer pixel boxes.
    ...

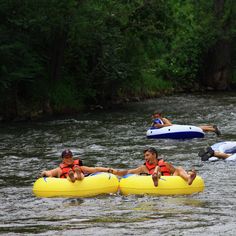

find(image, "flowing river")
[0,92,236,236]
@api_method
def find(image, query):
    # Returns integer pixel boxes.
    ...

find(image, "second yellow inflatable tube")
[119,174,205,196]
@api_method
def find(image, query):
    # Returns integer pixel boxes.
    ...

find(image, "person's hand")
[155,123,162,128]
[40,171,47,177]
[107,168,115,174]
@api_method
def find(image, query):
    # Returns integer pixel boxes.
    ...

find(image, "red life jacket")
[144,161,156,175]
[59,159,83,178]
[157,159,171,176]
[144,159,171,176]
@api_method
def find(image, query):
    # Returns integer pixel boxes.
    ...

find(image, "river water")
[0,92,236,236]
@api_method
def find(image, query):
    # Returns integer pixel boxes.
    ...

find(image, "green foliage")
[50,78,83,112]
[0,0,235,119]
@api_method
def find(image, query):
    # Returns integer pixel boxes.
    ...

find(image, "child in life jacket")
[41,149,115,183]
[112,147,197,187]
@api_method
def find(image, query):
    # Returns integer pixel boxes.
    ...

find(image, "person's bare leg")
[199,125,221,136]
[214,151,231,159]
[74,166,84,180]
[199,126,215,132]
[152,172,161,187]
[68,170,76,183]
[173,167,196,185]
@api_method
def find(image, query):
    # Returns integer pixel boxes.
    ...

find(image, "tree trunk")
[203,39,232,90]
[202,0,232,90]
[50,30,67,82]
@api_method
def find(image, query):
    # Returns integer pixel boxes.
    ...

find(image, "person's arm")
[41,167,61,177]
[81,166,113,174]
[154,118,172,128]
[112,166,144,176]
[162,118,172,126]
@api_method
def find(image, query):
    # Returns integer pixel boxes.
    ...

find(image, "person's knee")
[173,166,185,176]
[175,166,184,172]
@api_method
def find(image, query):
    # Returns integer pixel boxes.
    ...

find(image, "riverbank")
[1,86,235,123]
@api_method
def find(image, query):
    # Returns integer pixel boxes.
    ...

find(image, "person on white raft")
[198,146,235,161]
[151,111,221,136]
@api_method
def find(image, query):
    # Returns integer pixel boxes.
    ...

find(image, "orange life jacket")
[59,159,83,178]
[144,159,171,176]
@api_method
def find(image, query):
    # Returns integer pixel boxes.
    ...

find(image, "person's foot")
[213,125,221,136]
[206,146,214,156]
[198,148,207,158]
[198,147,214,161]
[68,170,76,183]
[201,155,211,161]
[188,169,196,185]
[152,172,160,187]
[74,166,83,180]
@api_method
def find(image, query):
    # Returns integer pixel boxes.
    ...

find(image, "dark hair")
[153,111,162,116]
[143,147,158,157]
[61,149,73,158]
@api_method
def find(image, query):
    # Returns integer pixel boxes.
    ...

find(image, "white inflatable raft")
[146,125,204,139]
[208,141,236,162]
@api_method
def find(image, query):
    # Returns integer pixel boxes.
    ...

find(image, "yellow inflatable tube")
[33,172,119,198]
[119,174,205,196]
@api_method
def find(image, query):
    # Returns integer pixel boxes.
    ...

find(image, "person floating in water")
[112,147,197,187]
[198,146,235,161]
[41,149,115,182]
[151,111,221,136]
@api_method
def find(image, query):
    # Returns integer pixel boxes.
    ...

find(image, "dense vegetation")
[0,0,235,120]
